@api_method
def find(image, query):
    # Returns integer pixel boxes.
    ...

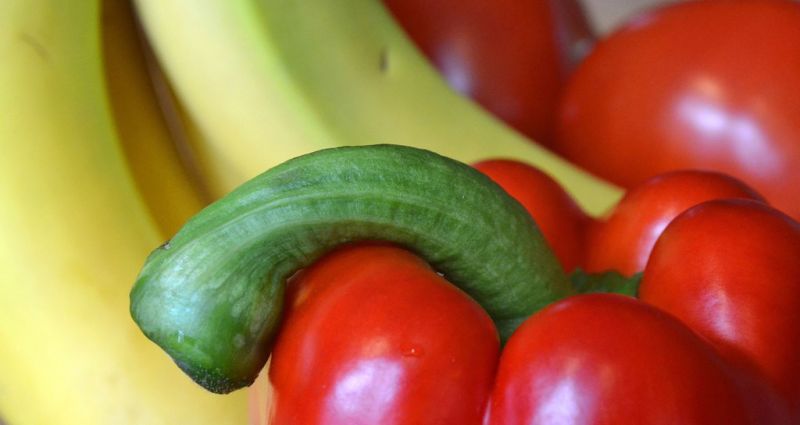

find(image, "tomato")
[473,159,590,272]
[584,169,764,276]
[384,0,594,146]
[485,293,788,425]
[258,243,500,425]
[639,199,800,420]
[555,0,800,219]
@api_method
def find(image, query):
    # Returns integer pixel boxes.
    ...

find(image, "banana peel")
[135,0,622,216]
[0,0,245,423]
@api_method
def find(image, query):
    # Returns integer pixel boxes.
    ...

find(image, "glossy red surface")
[640,199,800,420]
[585,169,764,276]
[262,243,499,424]
[485,293,782,424]
[556,0,800,218]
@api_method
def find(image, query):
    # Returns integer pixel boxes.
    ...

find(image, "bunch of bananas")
[0,0,620,423]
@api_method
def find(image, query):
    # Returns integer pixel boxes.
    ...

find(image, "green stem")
[570,269,643,297]
[130,144,570,393]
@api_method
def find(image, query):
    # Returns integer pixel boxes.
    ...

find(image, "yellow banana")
[133,0,622,216]
[102,0,210,236]
[0,0,245,423]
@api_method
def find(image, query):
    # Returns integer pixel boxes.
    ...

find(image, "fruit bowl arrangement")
[3,0,800,424]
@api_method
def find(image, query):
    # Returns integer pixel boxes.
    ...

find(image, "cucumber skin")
[130,144,571,393]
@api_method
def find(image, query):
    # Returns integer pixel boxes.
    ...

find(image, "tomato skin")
[640,199,800,420]
[555,0,800,219]
[485,293,781,425]
[473,159,589,272]
[384,0,593,146]
[263,243,500,425]
[585,169,764,276]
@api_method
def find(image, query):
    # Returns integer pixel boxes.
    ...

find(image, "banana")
[133,0,622,216]
[102,0,210,236]
[0,0,245,423]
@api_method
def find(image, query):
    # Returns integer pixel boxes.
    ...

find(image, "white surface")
[581,0,676,34]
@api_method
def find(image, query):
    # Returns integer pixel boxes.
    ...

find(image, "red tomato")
[259,243,500,425]
[555,0,800,219]
[384,0,594,146]
[640,199,800,420]
[585,169,764,276]
[485,293,788,425]
[473,159,590,272]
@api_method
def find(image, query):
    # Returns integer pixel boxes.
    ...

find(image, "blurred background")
[584,0,670,33]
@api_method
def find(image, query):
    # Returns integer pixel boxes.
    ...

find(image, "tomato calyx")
[569,268,642,297]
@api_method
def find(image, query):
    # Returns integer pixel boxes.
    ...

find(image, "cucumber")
[130,144,570,394]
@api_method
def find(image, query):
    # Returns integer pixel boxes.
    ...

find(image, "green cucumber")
[130,144,571,394]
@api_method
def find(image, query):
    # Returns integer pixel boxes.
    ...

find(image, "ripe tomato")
[473,159,590,272]
[384,0,594,146]
[640,199,800,420]
[485,293,788,424]
[584,169,764,276]
[555,0,800,219]
[258,243,500,425]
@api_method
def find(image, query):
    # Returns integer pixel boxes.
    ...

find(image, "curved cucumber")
[130,144,570,393]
